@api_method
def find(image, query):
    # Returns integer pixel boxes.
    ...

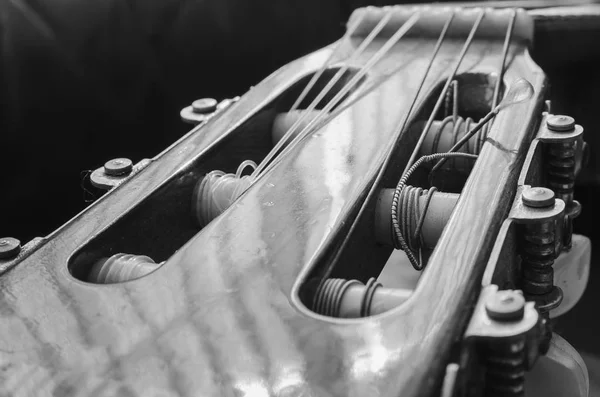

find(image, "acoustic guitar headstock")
[0,4,591,397]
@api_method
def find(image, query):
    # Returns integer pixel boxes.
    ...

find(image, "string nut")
[0,237,21,259]
[485,290,525,322]
[546,115,575,132]
[192,98,218,114]
[522,187,555,208]
[104,158,133,177]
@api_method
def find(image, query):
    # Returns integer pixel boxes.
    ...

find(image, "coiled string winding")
[312,277,382,317]
[191,10,422,229]
[392,152,478,271]
[395,185,438,259]
[430,115,482,157]
[193,160,257,227]
[89,253,164,284]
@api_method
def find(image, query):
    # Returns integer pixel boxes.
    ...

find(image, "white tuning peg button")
[525,333,589,397]
[551,234,591,319]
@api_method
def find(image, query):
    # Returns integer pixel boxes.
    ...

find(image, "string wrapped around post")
[375,187,459,249]
[397,185,437,252]
[311,277,411,318]
[88,253,164,284]
[191,10,423,230]
[418,115,483,172]
[252,10,422,179]
[428,78,534,179]
[318,12,454,285]
[402,9,485,177]
[392,152,478,271]
[192,160,257,228]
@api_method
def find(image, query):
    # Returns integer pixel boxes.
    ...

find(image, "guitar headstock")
[0,4,590,397]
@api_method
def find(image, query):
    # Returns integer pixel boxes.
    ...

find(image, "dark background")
[1,0,599,366]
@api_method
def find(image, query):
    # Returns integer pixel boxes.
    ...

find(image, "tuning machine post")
[454,110,591,396]
[459,285,542,397]
[521,113,585,250]
[448,284,588,397]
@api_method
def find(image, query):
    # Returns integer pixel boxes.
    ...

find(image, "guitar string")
[480,8,517,151]
[253,11,394,178]
[428,9,518,177]
[492,9,517,111]
[398,10,522,269]
[252,11,422,179]
[401,8,486,176]
[252,11,397,178]
[388,10,485,270]
[288,12,368,113]
[194,10,418,226]
[317,11,456,284]
[316,12,456,160]
[283,12,450,147]
[392,152,479,270]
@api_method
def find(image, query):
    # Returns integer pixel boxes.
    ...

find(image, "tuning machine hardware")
[309,277,411,318]
[499,111,590,313]
[525,113,585,250]
[374,187,458,249]
[180,97,240,125]
[90,158,152,191]
[502,186,565,354]
[455,285,543,397]
[514,187,564,314]
[0,237,44,276]
[451,284,589,397]
[87,253,165,284]
[0,237,20,260]
[468,175,590,395]
[480,180,589,327]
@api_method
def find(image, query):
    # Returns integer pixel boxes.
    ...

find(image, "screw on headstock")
[485,290,525,322]
[192,98,218,114]
[104,158,133,177]
[0,237,21,259]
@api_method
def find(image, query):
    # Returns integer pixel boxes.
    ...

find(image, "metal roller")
[416,116,483,173]
[192,110,323,228]
[88,253,163,284]
[375,187,459,249]
[311,277,412,318]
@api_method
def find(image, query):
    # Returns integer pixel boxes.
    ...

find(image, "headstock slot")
[297,71,506,313]
[68,66,365,283]
[417,72,505,193]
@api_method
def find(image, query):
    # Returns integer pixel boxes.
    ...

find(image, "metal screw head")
[192,98,217,114]
[0,237,21,259]
[104,158,133,176]
[522,187,555,208]
[547,115,575,132]
[485,290,525,322]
